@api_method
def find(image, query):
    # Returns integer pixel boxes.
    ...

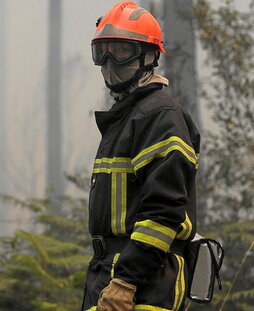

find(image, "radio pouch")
[187,233,224,304]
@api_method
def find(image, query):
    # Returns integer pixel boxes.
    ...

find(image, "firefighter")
[82,1,200,311]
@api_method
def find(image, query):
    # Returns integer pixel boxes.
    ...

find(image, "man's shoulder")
[133,87,180,118]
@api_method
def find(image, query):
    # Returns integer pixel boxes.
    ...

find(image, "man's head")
[91,1,165,94]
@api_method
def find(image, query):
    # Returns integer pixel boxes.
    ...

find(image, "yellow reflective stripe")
[132,136,196,161]
[172,255,185,311]
[132,136,198,171]
[196,153,200,169]
[93,157,134,174]
[86,307,96,311]
[111,253,121,279]
[93,167,134,173]
[135,220,176,238]
[132,138,173,162]
[95,157,131,163]
[111,173,127,236]
[134,146,196,171]
[120,173,127,234]
[135,256,185,311]
[132,220,177,252]
[111,172,117,235]
[134,305,171,311]
[174,136,196,153]
[131,232,170,252]
[176,213,192,240]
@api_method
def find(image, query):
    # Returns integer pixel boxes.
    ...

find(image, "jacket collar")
[95,83,163,135]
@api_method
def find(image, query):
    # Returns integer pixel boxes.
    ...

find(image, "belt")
[92,235,130,259]
[92,235,188,259]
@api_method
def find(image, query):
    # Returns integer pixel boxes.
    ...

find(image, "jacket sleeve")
[114,105,200,286]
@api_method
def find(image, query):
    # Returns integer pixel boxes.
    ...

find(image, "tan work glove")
[96,278,137,311]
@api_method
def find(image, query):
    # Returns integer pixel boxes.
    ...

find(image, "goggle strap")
[139,53,145,68]
[139,50,158,68]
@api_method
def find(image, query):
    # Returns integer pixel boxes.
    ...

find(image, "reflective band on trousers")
[111,253,121,279]
[131,219,177,252]
[134,255,185,311]
[132,136,198,171]
[85,256,185,311]
[173,255,185,311]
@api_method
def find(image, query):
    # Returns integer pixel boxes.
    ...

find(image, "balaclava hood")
[101,50,157,94]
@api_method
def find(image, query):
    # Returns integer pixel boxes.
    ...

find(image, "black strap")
[207,240,224,290]
[92,235,129,259]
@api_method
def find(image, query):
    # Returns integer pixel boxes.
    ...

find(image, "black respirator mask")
[91,39,159,93]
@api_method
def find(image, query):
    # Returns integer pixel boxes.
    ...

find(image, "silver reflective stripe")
[94,161,133,170]
[131,219,177,252]
[133,140,196,168]
[95,24,149,40]
[111,172,127,235]
[132,136,198,171]
[129,8,148,20]
[134,225,174,248]
[93,157,134,173]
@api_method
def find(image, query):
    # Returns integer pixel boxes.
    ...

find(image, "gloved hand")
[96,278,137,311]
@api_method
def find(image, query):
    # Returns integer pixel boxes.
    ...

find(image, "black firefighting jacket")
[89,83,200,286]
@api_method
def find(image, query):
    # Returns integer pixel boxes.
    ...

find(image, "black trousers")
[81,252,187,311]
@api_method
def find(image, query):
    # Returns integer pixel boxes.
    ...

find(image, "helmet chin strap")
[105,53,157,94]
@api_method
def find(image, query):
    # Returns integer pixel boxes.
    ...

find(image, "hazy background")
[0,0,250,234]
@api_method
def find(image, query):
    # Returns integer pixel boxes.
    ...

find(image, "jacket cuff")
[131,219,177,252]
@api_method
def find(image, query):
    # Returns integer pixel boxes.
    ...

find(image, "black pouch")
[186,233,224,304]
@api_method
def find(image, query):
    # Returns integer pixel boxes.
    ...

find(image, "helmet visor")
[92,40,142,65]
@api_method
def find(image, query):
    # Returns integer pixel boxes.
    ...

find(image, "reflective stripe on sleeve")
[131,136,198,172]
[131,219,177,252]
[175,212,192,240]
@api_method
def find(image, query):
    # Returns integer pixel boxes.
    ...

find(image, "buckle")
[92,235,106,259]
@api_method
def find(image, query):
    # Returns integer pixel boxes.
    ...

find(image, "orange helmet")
[92,1,165,53]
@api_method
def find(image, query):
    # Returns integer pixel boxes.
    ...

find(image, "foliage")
[190,1,254,311]
[0,194,91,311]
[193,0,254,223]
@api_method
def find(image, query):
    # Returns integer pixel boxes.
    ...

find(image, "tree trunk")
[0,0,7,234]
[163,0,201,128]
[46,0,63,211]
[0,0,6,194]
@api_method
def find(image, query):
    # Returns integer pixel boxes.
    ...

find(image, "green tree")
[189,1,254,310]
[193,0,254,224]
[0,194,91,311]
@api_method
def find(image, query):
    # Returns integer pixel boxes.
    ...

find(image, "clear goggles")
[91,40,143,65]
